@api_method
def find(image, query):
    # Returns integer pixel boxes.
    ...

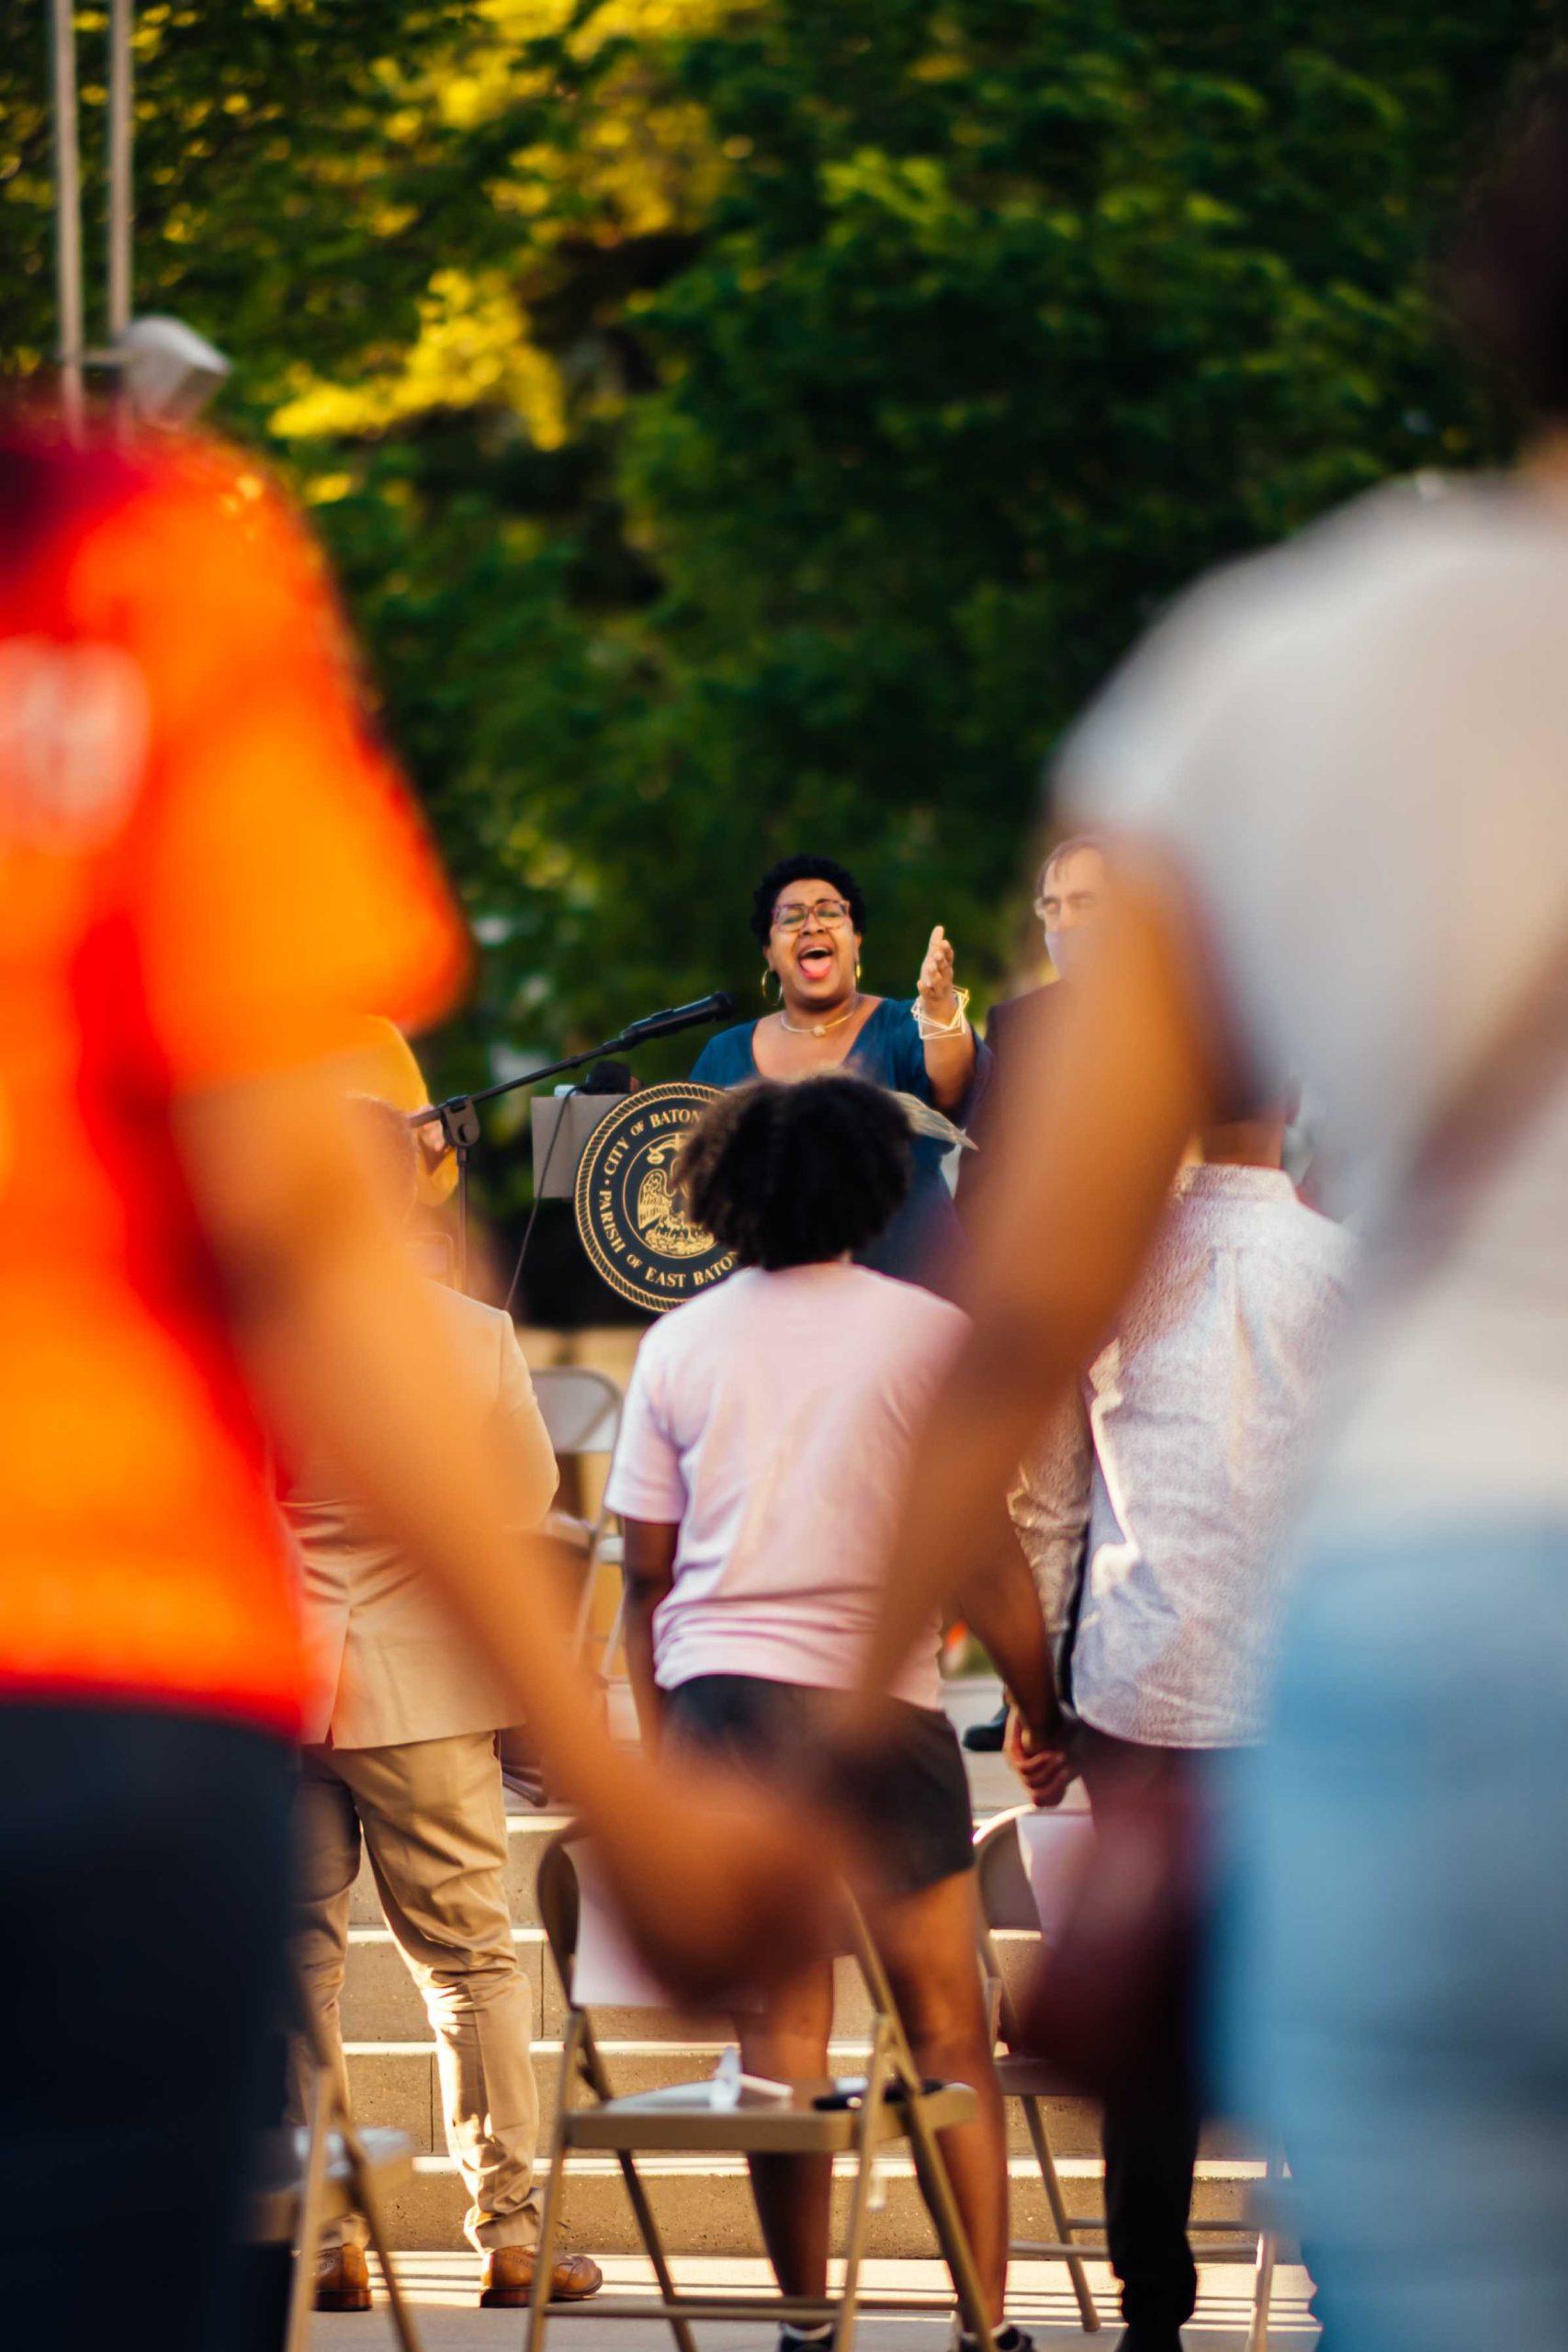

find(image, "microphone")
[404,992,736,1138]
[617,991,735,1045]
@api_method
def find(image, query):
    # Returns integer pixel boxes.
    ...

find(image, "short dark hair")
[1446,71,1568,424]
[749,854,866,948]
[1035,833,1109,901]
[676,1076,912,1270]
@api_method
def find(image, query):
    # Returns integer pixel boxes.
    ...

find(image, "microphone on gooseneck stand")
[407,990,735,1294]
[616,991,735,1046]
[405,995,732,1139]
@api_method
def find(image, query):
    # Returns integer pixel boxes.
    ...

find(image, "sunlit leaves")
[2,0,1557,1183]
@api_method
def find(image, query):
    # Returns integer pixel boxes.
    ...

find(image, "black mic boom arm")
[408,990,734,1146]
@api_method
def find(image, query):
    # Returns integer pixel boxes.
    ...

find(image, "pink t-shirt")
[605,1262,965,1708]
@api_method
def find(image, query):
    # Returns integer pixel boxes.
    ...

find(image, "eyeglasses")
[772,899,853,932]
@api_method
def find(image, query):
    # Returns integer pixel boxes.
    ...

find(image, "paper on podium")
[1015,1806,1096,1944]
[532,1092,626,1199]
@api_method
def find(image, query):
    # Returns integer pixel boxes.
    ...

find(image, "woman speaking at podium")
[692,854,989,1295]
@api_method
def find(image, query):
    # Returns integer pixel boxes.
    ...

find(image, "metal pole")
[49,0,85,435]
[107,0,133,342]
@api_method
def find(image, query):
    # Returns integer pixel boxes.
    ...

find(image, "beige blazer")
[287,1284,558,1748]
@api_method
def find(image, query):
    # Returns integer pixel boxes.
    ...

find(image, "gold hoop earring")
[855,957,863,978]
[761,966,777,1002]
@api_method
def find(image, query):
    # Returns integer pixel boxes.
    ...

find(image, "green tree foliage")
[545,0,1558,1032]
[2,4,493,388]
[3,2,1560,1140]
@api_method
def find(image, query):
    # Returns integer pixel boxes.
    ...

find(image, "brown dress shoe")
[314,2243,372,2312]
[479,2247,604,2307]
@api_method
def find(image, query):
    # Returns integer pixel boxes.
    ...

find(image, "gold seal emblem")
[574,1082,738,1312]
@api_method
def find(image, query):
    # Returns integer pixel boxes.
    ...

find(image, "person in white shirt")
[608,1073,1060,2352]
[858,79,1568,2352]
[1008,1107,1352,2347]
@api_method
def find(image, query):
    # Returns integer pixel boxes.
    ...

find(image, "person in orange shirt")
[0,420,829,2349]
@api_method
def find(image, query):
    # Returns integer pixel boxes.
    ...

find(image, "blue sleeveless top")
[691,999,990,1297]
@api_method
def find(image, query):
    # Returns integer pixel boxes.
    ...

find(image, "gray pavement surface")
[315,2254,1317,2348]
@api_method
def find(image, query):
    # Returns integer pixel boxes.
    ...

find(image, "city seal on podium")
[574,1081,738,1313]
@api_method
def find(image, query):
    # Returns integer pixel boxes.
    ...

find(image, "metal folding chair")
[973,1804,1102,2332]
[974,1807,1283,2352]
[250,1986,424,2352]
[530,1365,625,1660]
[524,1830,998,2352]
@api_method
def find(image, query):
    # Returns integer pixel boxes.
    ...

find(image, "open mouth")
[796,942,836,981]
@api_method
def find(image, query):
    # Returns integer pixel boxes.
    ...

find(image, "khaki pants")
[288,1732,540,2254]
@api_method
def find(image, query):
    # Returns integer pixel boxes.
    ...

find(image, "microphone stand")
[412,1016,718,1294]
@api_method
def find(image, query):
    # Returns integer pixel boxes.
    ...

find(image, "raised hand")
[918,922,957,1013]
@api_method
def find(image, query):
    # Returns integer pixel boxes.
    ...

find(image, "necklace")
[779,992,863,1040]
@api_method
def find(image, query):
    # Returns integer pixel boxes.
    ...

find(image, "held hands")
[1005,1704,1077,1809]
[918,924,958,1017]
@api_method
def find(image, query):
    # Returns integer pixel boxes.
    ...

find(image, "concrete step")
[342,2038,1123,2162]
[378,2149,1268,2256]
[340,1928,1043,2044]
[333,1679,1135,2254]
[343,1928,551,2042]
[349,1776,1026,1928]
[348,1811,573,1930]
[345,1804,1024,1930]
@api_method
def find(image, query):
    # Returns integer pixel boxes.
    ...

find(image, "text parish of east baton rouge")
[574,1082,738,1312]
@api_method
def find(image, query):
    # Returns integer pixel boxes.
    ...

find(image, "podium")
[531,1088,627,1198]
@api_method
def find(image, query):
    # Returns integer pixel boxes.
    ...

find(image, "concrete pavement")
[313,2253,1318,2347]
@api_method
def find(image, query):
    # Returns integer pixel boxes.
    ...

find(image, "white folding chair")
[251,1984,423,2352]
[525,1831,999,2352]
[973,1804,1101,2331]
[974,1806,1283,2352]
[529,1366,625,1659]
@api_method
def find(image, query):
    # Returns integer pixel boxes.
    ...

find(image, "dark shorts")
[663,1672,975,1898]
